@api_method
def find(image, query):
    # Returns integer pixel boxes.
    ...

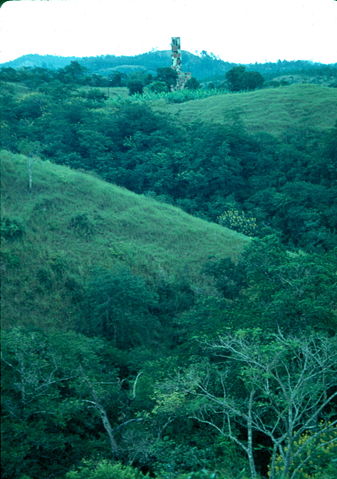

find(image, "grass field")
[1,151,249,329]
[155,84,337,136]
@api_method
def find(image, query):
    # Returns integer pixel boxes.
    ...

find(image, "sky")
[0,0,337,64]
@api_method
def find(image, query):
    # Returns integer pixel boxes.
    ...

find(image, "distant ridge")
[0,54,79,70]
[2,51,336,81]
[0,51,235,79]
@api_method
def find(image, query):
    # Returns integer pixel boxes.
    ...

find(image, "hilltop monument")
[171,37,191,90]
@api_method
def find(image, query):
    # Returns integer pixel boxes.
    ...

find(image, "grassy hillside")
[1,151,249,329]
[156,84,337,136]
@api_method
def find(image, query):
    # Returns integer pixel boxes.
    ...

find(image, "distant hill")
[0,51,235,79]
[155,84,337,136]
[2,51,337,82]
[0,54,79,70]
[0,151,249,329]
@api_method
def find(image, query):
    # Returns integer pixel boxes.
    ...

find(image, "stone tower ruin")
[171,37,191,90]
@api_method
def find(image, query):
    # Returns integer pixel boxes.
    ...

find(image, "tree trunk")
[247,391,257,479]
[98,404,119,454]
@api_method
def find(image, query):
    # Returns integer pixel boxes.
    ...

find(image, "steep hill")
[1,151,249,329]
[156,84,337,136]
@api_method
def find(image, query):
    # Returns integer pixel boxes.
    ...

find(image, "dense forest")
[1,60,337,479]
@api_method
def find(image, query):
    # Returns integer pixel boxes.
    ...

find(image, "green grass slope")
[158,84,337,136]
[1,151,249,329]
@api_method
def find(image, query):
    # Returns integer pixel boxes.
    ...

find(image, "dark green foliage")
[109,71,126,87]
[1,329,118,479]
[85,265,159,347]
[57,61,88,84]
[127,79,145,95]
[127,72,153,95]
[185,77,200,90]
[0,216,25,239]
[203,236,337,333]
[226,66,247,91]
[81,88,108,106]
[226,66,264,91]
[65,460,147,479]
[156,67,178,90]
[148,80,169,93]
[69,213,96,238]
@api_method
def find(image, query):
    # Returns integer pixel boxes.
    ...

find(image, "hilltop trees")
[226,66,264,91]
[156,67,178,91]
[57,61,88,84]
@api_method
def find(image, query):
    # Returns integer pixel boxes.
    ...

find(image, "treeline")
[0,62,121,88]
[2,51,337,82]
[0,61,265,93]
[0,61,204,95]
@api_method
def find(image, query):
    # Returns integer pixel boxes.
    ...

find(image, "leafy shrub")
[69,213,95,237]
[36,267,53,288]
[0,248,20,268]
[0,216,25,239]
[148,81,169,93]
[65,460,146,479]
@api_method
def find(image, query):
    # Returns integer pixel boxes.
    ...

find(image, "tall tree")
[185,331,337,479]
[226,66,264,91]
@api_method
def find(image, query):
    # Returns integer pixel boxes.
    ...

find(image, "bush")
[127,80,144,96]
[148,81,169,93]
[65,460,146,479]
[0,216,25,239]
[69,213,95,237]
